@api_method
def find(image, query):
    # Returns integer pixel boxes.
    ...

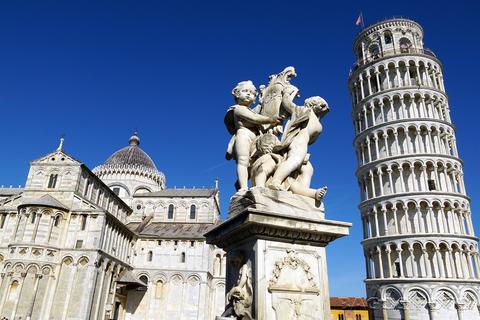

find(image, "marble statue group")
[211,66,351,320]
[225,66,330,201]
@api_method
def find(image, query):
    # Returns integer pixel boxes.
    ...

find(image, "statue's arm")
[281,85,300,115]
[234,106,277,124]
[237,265,249,288]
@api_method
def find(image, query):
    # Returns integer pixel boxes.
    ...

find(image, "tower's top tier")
[352,18,433,69]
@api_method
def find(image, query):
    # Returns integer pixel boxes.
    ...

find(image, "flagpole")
[361,12,365,30]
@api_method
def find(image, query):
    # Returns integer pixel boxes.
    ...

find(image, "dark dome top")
[103,133,158,171]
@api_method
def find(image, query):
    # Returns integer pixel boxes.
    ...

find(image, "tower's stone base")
[206,188,351,320]
[366,280,480,320]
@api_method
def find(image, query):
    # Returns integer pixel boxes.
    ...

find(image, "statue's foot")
[268,184,284,191]
[267,179,284,191]
[235,188,248,196]
[315,186,328,201]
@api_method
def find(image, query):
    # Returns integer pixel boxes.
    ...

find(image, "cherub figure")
[225,81,281,192]
[250,132,327,200]
[268,85,329,198]
[221,251,253,320]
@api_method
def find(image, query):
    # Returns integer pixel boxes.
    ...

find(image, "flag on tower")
[355,14,362,26]
[356,12,364,29]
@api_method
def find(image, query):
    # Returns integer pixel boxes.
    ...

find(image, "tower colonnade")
[349,18,480,320]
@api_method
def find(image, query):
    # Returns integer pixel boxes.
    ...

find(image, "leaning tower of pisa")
[348,18,480,320]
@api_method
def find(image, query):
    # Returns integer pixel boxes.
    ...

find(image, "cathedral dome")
[104,134,157,171]
[93,132,166,190]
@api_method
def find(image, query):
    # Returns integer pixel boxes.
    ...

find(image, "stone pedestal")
[205,188,351,320]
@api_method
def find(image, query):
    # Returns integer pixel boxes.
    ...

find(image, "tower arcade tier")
[349,18,480,320]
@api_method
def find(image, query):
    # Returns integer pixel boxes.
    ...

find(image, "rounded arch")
[13,262,25,273]
[406,286,431,301]
[77,256,90,266]
[381,285,403,301]
[153,272,168,283]
[383,30,393,44]
[138,273,150,285]
[399,37,413,53]
[109,183,131,197]
[170,273,184,282]
[41,265,53,276]
[26,264,39,274]
[187,274,201,284]
[433,287,458,305]
[62,256,74,266]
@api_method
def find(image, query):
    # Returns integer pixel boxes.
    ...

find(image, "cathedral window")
[338,314,344,320]
[181,252,186,263]
[0,213,6,228]
[54,215,61,227]
[75,240,83,248]
[147,251,153,262]
[157,240,162,246]
[80,214,87,230]
[47,174,58,188]
[189,205,196,219]
[97,190,103,205]
[31,212,37,224]
[112,187,120,196]
[139,275,149,289]
[168,204,174,219]
[190,241,195,247]
[84,180,92,197]
[428,179,436,191]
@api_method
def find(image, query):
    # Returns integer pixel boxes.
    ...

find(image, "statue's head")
[256,132,279,155]
[232,81,257,106]
[305,96,329,118]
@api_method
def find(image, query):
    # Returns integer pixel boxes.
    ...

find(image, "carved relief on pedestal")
[221,250,253,320]
[268,249,320,319]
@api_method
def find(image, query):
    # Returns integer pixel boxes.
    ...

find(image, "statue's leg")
[252,157,276,187]
[236,157,249,191]
[253,171,267,187]
[269,138,307,188]
[289,181,317,198]
[295,161,314,188]
[235,129,255,191]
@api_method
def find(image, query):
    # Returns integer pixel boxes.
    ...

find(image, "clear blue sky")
[0,0,478,297]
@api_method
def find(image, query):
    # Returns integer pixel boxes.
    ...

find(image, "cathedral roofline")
[133,188,217,198]
[80,163,133,215]
[19,194,68,211]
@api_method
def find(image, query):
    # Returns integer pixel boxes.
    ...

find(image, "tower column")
[386,246,393,278]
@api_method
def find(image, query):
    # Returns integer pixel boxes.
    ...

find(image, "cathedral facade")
[0,133,226,320]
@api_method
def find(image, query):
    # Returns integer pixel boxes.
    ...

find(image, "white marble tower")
[349,18,480,319]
